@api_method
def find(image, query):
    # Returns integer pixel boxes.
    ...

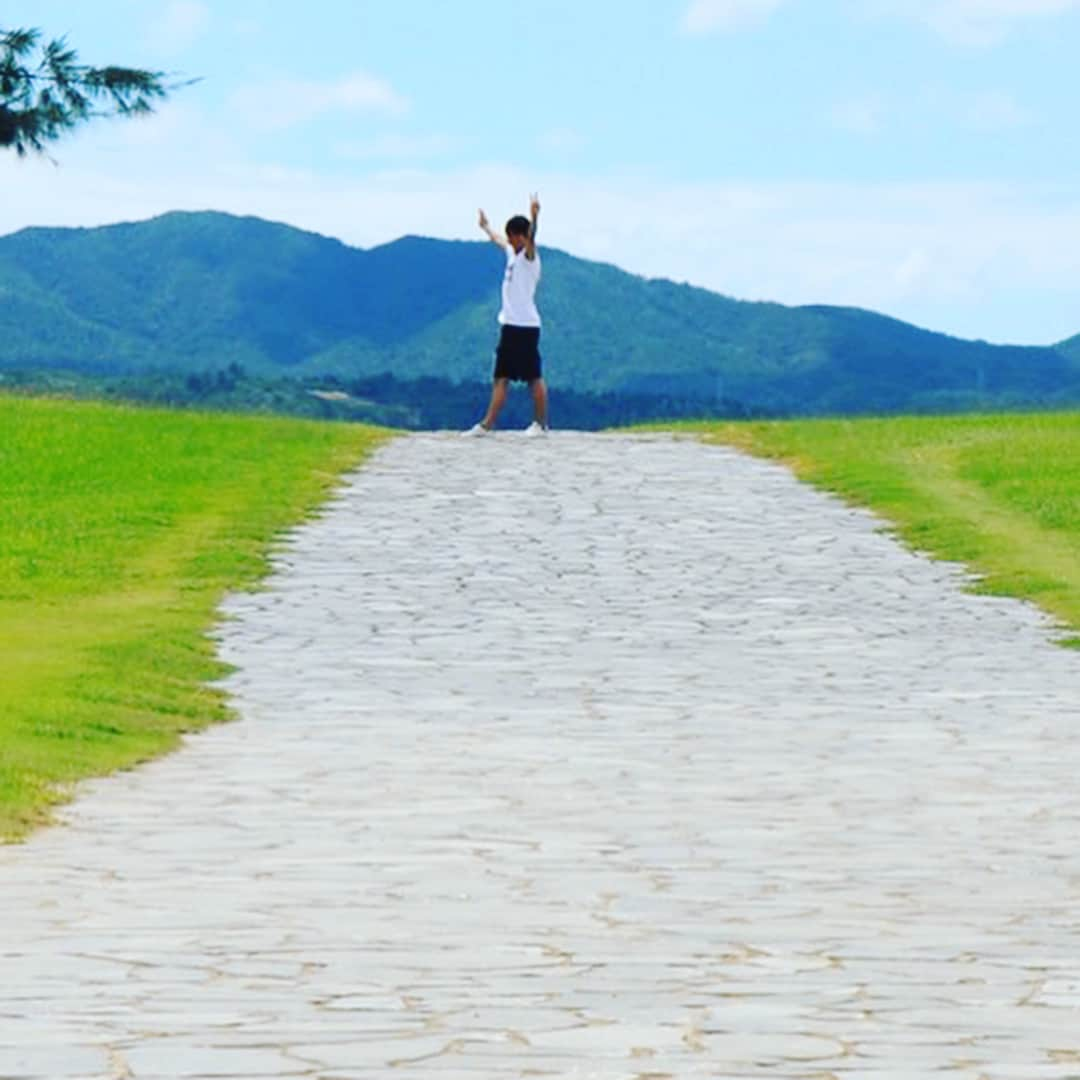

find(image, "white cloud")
[868,0,1080,45]
[230,73,408,131]
[828,86,1034,139]
[681,0,787,34]
[144,1,211,53]
[894,247,933,291]
[90,100,196,150]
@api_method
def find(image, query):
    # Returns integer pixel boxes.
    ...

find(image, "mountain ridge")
[1,210,1077,416]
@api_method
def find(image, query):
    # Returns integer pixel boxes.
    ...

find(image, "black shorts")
[493,325,542,383]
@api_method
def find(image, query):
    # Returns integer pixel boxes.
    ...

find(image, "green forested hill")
[1056,333,1080,364]
[1,209,1077,416]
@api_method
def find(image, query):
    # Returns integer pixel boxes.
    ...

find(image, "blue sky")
[2,0,1079,344]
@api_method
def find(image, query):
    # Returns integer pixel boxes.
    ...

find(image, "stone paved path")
[4,432,1080,1079]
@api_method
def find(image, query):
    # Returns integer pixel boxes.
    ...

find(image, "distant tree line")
[0,366,762,429]
[5,360,1080,429]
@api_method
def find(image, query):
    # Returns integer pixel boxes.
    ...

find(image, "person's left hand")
[529,193,540,218]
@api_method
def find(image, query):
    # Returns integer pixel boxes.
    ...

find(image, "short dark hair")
[505,215,531,237]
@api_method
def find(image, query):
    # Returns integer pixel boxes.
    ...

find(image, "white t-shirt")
[498,247,541,328]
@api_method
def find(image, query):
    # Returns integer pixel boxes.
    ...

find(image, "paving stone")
[3,432,1080,1076]
[0,1045,109,1078]
[121,1043,309,1077]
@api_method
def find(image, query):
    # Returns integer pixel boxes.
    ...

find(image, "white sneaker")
[461,422,489,437]
[523,421,547,437]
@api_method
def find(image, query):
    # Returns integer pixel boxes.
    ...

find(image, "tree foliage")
[0,366,759,431]
[0,26,171,155]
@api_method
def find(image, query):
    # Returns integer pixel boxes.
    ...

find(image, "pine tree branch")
[0,25,191,155]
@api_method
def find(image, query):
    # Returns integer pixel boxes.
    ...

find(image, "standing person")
[462,193,548,437]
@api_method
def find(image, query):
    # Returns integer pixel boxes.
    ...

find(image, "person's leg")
[481,378,510,429]
[529,377,548,427]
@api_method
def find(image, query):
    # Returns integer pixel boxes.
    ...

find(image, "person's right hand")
[478,209,489,230]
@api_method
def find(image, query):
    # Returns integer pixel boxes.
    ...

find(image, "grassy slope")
[675,412,1080,646]
[0,396,389,840]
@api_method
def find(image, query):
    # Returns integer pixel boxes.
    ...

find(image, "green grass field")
[9,402,1078,840]
[677,412,1080,646]
[1,396,388,841]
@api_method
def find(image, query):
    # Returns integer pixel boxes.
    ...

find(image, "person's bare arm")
[525,193,540,260]
[478,209,507,250]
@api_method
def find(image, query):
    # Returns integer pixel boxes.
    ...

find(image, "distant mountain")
[1056,333,1080,363]
[1,210,1078,416]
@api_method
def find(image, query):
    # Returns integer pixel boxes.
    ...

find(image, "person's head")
[505,214,531,253]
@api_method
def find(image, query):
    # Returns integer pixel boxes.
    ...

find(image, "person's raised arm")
[525,193,540,260]
[478,208,507,249]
